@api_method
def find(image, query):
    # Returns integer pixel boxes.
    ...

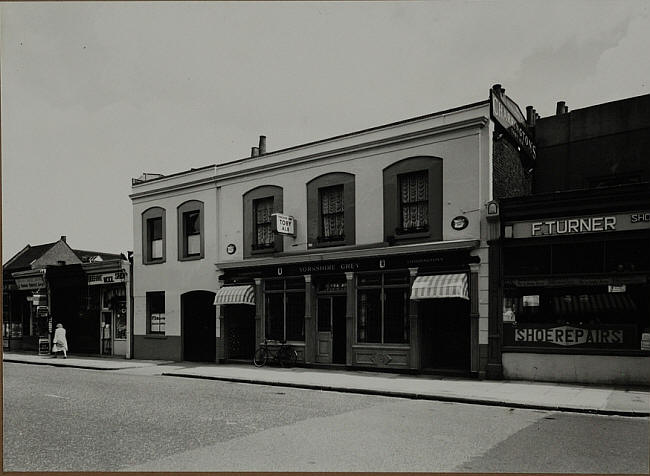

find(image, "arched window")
[177,200,204,261]
[383,156,442,243]
[306,172,355,248]
[243,185,284,258]
[142,207,166,264]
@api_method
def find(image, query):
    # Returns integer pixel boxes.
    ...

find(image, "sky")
[2,1,649,261]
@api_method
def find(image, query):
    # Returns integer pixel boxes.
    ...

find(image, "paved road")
[3,362,648,472]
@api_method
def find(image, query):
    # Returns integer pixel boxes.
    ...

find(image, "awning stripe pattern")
[410,273,469,300]
[213,285,256,306]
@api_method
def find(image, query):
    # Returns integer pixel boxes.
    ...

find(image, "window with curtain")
[319,185,345,241]
[399,171,428,233]
[254,197,274,249]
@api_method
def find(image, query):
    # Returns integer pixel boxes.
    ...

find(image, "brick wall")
[492,137,533,199]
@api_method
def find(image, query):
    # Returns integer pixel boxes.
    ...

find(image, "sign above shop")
[88,271,126,285]
[271,213,296,236]
[451,216,469,231]
[490,87,536,161]
[507,210,650,239]
[15,276,46,291]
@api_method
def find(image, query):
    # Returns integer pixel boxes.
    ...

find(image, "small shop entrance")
[316,295,347,364]
[224,304,256,360]
[420,298,470,372]
[182,291,216,362]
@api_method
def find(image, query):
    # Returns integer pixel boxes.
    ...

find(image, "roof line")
[132,99,490,186]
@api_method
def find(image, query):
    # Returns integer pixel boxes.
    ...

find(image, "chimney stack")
[251,147,259,157]
[258,135,267,155]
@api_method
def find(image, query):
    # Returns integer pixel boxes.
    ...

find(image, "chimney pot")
[556,101,566,115]
[251,147,259,157]
[258,135,267,155]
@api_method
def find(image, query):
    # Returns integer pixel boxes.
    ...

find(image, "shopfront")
[216,240,481,374]
[499,204,650,385]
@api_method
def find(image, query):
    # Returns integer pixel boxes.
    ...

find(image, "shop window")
[357,272,409,344]
[502,284,649,350]
[243,185,283,257]
[142,207,166,264]
[306,172,355,248]
[383,157,442,243]
[264,279,305,342]
[177,200,204,261]
[147,291,165,334]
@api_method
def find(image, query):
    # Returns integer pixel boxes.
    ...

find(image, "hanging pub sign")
[490,86,536,161]
[271,213,296,237]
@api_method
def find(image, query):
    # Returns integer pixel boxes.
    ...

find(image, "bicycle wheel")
[253,347,268,367]
[278,347,298,368]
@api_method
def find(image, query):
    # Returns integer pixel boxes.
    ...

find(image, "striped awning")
[213,285,255,306]
[552,293,637,315]
[410,274,469,300]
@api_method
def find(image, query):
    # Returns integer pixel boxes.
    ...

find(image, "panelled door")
[316,295,346,364]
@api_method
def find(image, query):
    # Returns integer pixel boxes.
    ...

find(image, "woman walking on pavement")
[52,323,68,358]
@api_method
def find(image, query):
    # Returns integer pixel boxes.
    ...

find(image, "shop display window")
[147,291,165,334]
[264,279,305,342]
[357,272,409,344]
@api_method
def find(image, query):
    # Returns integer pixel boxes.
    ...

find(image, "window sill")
[178,254,203,262]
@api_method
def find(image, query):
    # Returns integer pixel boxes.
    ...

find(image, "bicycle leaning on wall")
[253,339,298,368]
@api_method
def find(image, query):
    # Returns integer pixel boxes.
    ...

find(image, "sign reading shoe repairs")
[504,323,636,349]
[507,210,650,238]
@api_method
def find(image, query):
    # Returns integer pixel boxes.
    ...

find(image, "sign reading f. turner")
[271,213,296,236]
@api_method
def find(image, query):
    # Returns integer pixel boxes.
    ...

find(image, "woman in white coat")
[52,323,68,358]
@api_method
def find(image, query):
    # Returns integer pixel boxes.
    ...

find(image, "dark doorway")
[182,291,216,362]
[420,298,470,372]
[225,304,256,360]
[331,296,347,364]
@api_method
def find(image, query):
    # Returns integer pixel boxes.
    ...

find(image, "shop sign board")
[271,213,296,236]
[507,210,650,239]
[490,89,536,161]
[88,270,127,285]
[16,276,46,291]
[504,323,636,349]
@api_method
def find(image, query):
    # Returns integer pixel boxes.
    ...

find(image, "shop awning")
[552,293,637,315]
[213,285,255,306]
[410,274,469,300]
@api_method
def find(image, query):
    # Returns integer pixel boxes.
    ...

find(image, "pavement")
[3,351,649,417]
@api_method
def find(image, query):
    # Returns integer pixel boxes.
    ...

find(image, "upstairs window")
[320,185,345,241]
[306,172,355,248]
[254,197,275,249]
[383,157,442,243]
[148,218,163,259]
[142,207,166,264]
[177,200,204,261]
[243,185,283,257]
[399,171,429,233]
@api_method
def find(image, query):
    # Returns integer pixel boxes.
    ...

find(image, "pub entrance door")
[316,295,346,364]
[420,298,470,373]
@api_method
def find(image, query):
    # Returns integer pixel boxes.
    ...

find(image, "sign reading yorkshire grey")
[508,210,650,239]
[271,213,296,236]
[490,88,536,161]
[88,271,127,285]
[504,323,635,349]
